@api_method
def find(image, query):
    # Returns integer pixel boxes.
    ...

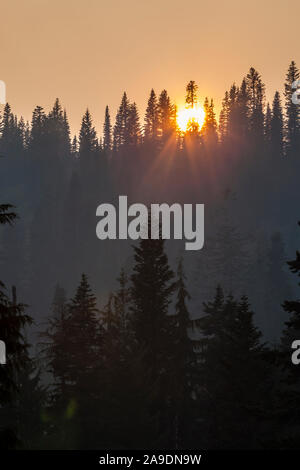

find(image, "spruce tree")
[0,205,33,447]
[103,105,112,152]
[219,91,230,142]
[170,259,197,448]
[79,109,98,159]
[271,91,284,157]
[130,222,175,445]
[198,287,268,448]
[127,102,141,146]
[144,89,159,143]
[113,92,130,150]
[185,81,198,108]
[284,61,300,155]
[246,67,265,143]
[158,90,176,143]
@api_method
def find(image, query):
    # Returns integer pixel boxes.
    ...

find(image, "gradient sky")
[1,0,299,137]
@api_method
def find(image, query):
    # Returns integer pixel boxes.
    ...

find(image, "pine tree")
[29,105,47,154]
[284,61,300,155]
[127,102,141,146]
[66,274,100,391]
[236,78,249,138]
[198,287,268,448]
[170,259,197,448]
[103,105,112,152]
[47,98,71,157]
[79,109,98,158]
[265,102,272,145]
[113,92,130,151]
[130,222,175,445]
[219,91,230,142]
[144,89,159,143]
[0,206,33,447]
[227,83,240,140]
[131,230,175,368]
[158,90,175,143]
[40,284,69,402]
[270,91,284,157]
[202,98,218,145]
[246,67,265,142]
[185,81,198,108]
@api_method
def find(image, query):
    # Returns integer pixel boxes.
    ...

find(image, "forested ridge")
[1,63,300,449]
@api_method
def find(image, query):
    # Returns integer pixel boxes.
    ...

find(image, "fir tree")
[198,287,268,448]
[127,102,141,146]
[185,80,198,108]
[284,61,300,155]
[170,259,196,448]
[270,91,284,157]
[144,89,159,143]
[79,109,98,158]
[103,105,112,152]
[219,91,230,142]
[113,92,130,150]
[246,67,265,142]
[158,90,175,143]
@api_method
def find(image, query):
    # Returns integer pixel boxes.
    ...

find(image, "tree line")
[1,62,300,448]
[1,203,300,449]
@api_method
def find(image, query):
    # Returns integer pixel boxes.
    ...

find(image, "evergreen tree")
[113,92,130,150]
[270,91,284,157]
[144,89,159,143]
[0,206,33,447]
[185,80,198,108]
[40,284,69,402]
[79,109,98,159]
[130,222,175,445]
[170,259,196,448]
[103,105,112,152]
[127,102,141,146]
[202,98,218,145]
[236,78,249,139]
[284,61,300,155]
[246,67,265,142]
[158,90,176,143]
[265,102,272,145]
[219,91,230,142]
[198,287,268,448]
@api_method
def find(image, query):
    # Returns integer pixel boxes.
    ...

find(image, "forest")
[1,62,300,449]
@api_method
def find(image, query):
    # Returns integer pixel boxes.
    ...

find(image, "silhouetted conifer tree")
[103,105,112,152]
[144,89,159,143]
[284,61,300,155]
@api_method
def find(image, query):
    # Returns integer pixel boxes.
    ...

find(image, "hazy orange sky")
[1,0,299,137]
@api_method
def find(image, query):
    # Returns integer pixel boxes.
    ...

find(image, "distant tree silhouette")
[144,89,159,143]
[284,61,300,155]
[103,105,112,152]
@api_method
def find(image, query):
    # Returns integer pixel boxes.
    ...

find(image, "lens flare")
[177,105,205,132]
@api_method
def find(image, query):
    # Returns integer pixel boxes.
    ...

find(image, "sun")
[177,105,205,132]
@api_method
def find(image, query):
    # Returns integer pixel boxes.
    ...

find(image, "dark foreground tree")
[197,286,269,449]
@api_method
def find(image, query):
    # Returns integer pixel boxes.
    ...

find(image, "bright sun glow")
[177,105,205,132]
